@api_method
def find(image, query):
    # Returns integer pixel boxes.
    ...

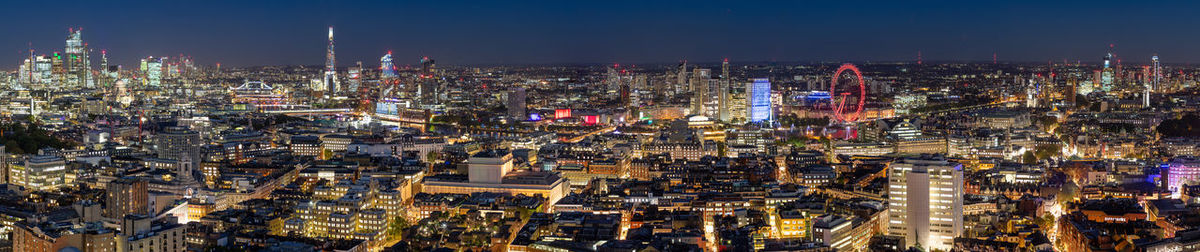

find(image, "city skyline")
[3,1,1200,251]
[5,1,1200,67]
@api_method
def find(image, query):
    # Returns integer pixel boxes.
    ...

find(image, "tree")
[386,216,410,240]
[0,122,75,154]
[1034,144,1061,160]
[1022,151,1037,164]
[1157,113,1200,138]
[1058,181,1080,205]
[1074,94,1090,109]
[1036,116,1058,132]
[321,148,334,160]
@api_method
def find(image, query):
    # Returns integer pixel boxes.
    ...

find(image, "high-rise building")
[418,57,438,104]
[719,59,732,121]
[99,50,110,89]
[507,87,527,121]
[144,57,162,87]
[64,28,91,88]
[156,127,201,182]
[605,65,622,91]
[1101,50,1114,93]
[748,78,772,122]
[323,26,339,94]
[105,177,149,219]
[675,61,687,96]
[887,157,964,251]
[347,61,362,93]
[0,146,6,184]
[380,51,398,79]
[690,68,710,115]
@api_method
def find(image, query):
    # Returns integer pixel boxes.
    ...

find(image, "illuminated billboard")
[555,109,572,119]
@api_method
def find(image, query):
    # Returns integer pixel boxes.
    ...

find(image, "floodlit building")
[887,157,964,251]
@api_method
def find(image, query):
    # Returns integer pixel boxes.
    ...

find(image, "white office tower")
[887,157,963,251]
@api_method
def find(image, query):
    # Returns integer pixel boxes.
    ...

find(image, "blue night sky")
[3,0,1200,67]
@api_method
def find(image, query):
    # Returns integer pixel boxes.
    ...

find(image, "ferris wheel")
[830,63,867,122]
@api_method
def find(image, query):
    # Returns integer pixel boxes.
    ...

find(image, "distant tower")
[1100,45,1115,92]
[380,51,398,79]
[676,60,687,95]
[690,68,710,116]
[418,57,438,104]
[507,87,526,120]
[64,28,91,88]
[721,58,730,81]
[719,59,732,121]
[1152,55,1162,91]
[748,78,772,123]
[144,57,162,87]
[323,26,339,94]
[347,61,362,93]
[99,50,109,89]
[1146,55,1160,108]
[1026,77,1038,108]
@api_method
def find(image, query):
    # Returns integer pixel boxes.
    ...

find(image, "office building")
[1166,157,1200,198]
[144,57,162,87]
[508,87,527,121]
[423,150,569,204]
[64,28,91,88]
[11,155,67,191]
[156,127,201,182]
[887,157,964,251]
[380,51,397,79]
[748,78,772,122]
[105,177,149,219]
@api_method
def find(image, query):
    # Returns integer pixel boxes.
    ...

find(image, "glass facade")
[749,78,772,122]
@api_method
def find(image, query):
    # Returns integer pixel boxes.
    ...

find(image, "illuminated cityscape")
[2,1,1200,252]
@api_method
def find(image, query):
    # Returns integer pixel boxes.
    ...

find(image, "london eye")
[830,63,867,122]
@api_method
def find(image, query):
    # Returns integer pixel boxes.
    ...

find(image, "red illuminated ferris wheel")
[830,63,867,122]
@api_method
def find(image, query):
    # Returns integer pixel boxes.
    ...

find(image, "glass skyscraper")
[380,52,397,79]
[748,78,772,122]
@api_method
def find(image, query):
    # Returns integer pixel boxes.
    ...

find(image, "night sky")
[4,0,1200,68]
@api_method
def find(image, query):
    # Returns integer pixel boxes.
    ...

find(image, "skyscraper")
[887,157,964,251]
[419,57,438,104]
[348,61,362,93]
[748,78,772,122]
[507,87,527,121]
[144,57,162,87]
[64,28,91,88]
[323,26,339,94]
[1101,49,1114,93]
[380,51,398,79]
[719,59,732,121]
[1153,55,1162,91]
[99,50,109,89]
[675,60,687,96]
[690,68,710,115]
